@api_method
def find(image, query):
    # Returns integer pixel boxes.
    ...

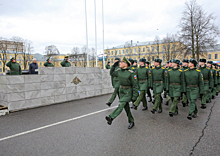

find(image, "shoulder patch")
[179,69,182,72]
[196,69,201,72]
[145,67,148,69]
[161,67,165,69]
[184,69,188,72]
[168,69,172,71]
[206,67,210,70]
[152,67,155,69]
[132,67,135,69]
[128,70,134,73]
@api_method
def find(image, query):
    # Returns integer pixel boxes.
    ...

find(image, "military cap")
[169,60,172,63]
[64,56,69,59]
[199,58,206,63]
[133,60,137,63]
[115,57,121,61]
[122,57,130,66]
[172,59,180,64]
[107,61,110,63]
[47,58,50,61]
[180,62,182,66]
[155,58,162,63]
[128,58,134,65]
[11,57,15,60]
[182,59,189,63]
[139,58,146,63]
[189,59,198,67]
[146,61,150,65]
[207,61,213,64]
[167,61,169,64]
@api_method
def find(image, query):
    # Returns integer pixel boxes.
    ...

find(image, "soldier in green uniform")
[165,60,173,105]
[198,59,213,109]
[105,57,138,129]
[60,56,71,67]
[184,59,204,120]
[132,58,149,111]
[44,58,54,67]
[214,64,220,96]
[6,57,22,75]
[211,63,218,99]
[166,59,186,117]
[146,61,152,102]
[129,58,136,72]
[150,58,165,114]
[105,61,111,69]
[163,61,170,99]
[207,61,217,102]
[106,58,121,107]
[217,65,220,96]
[181,59,189,106]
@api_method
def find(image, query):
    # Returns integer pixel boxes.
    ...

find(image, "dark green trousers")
[109,102,134,123]
[147,89,152,100]
[169,97,179,113]
[134,90,147,107]
[189,99,198,115]
[201,90,209,105]
[182,93,187,103]
[153,93,162,111]
[108,88,119,103]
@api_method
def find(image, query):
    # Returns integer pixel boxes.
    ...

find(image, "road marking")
[0,106,117,142]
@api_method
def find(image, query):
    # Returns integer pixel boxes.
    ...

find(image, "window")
[147,57,150,61]
[119,50,121,54]
[209,54,211,59]
[10,55,12,59]
[12,45,15,49]
[115,50,117,55]
[19,62,21,65]
[108,51,110,55]
[138,48,141,52]
[0,68,2,72]
[186,57,188,60]
[143,47,145,52]
[0,61,2,65]
[157,46,159,52]
[152,56,155,61]
[130,49,132,53]
[40,63,42,66]
[163,55,165,61]
[152,47,154,52]
[126,49,128,53]
[173,45,176,51]
[123,50,125,54]
[0,55,2,59]
[147,47,150,52]
[134,49,136,53]
[215,54,218,59]
[167,45,170,51]
[19,56,21,60]
[111,59,113,63]
[134,57,136,60]
[163,46,166,51]
[32,56,33,60]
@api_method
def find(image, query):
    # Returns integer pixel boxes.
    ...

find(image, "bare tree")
[22,40,34,70]
[10,36,24,60]
[90,47,96,67]
[154,36,160,58]
[81,45,88,67]
[178,0,220,61]
[0,38,9,72]
[44,45,59,66]
[70,47,80,66]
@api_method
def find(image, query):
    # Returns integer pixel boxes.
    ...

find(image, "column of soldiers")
[105,57,220,129]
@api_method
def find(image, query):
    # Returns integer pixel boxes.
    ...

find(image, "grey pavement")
[0,93,219,156]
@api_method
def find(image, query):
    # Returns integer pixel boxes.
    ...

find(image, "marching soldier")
[166,59,185,117]
[132,58,149,111]
[150,58,165,114]
[133,60,138,70]
[60,56,71,67]
[184,59,204,120]
[146,61,152,102]
[207,61,217,101]
[106,58,121,107]
[105,61,111,69]
[214,64,220,96]
[6,57,22,75]
[129,58,136,72]
[163,61,170,99]
[181,59,189,106]
[105,57,138,129]
[165,60,173,104]
[211,63,218,99]
[44,58,54,67]
[198,59,213,109]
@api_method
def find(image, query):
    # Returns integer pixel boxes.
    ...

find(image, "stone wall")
[0,67,113,111]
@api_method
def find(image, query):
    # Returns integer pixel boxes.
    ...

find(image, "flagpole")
[102,0,105,69]
[85,0,89,67]
[94,0,98,67]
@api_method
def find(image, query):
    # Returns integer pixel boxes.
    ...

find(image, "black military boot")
[130,104,135,109]
[187,114,192,120]
[169,112,173,117]
[182,102,186,107]
[128,122,135,129]
[148,98,152,102]
[142,107,148,111]
[165,101,169,106]
[174,111,178,115]
[186,100,189,106]
[158,109,162,113]
[151,109,156,114]
[212,95,215,99]
[105,116,113,125]
[201,104,206,109]
[133,105,138,110]
[192,113,197,118]
[106,102,112,107]
[216,93,218,96]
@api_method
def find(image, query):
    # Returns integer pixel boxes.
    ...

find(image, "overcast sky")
[0,0,219,55]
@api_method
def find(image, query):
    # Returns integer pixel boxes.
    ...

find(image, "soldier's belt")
[187,85,198,87]
[139,79,147,82]
[153,81,163,84]
[170,83,180,86]
[11,70,19,72]
[203,80,209,82]
[120,85,131,89]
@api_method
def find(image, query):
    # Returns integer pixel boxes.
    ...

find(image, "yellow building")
[104,40,220,66]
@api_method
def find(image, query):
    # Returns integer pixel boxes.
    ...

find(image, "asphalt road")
[0,93,219,156]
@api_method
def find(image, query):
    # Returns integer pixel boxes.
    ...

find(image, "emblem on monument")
[71,76,81,85]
